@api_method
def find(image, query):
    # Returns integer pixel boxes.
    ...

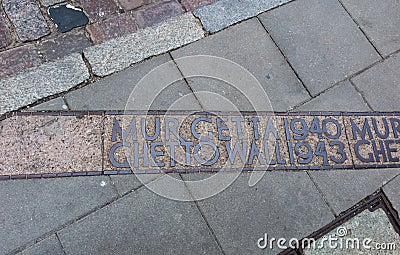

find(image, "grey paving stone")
[65,54,201,111]
[383,175,400,216]
[83,13,204,76]
[58,176,221,255]
[182,172,334,254]
[3,0,50,41]
[295,81,370,112]
[193,0,291,33]
[259,0,381,96]
[0,176,117,255]
[341,0,400,56]
[309,169,400,215]
[351,52,400,111]
[0,53,89,115]
[18,235,64,255]
[29,97,68,111]
[171,19,310,112]
[109,174,161,195]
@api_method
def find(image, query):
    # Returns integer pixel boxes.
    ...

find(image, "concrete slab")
[259,0,381,96]
[304,208,400,254]
[383,175,400,216]
[65,54,201,111]
[341,0,400,56]
[193,0,292,32]
[182,172,334,254]
[29,97,68,111]
[18,235,64,255]
[351,53,400,111]
[109,174,161,196]
[171,19,310,112]
[0,176,117,255]
[58,176,222,255]
[309,169,400,215]
[295,81,370,112]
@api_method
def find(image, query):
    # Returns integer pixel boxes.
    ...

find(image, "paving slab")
[295,81,370,112]
[65,54,201,111]
[29,97,68,111]
[304,208,400,254]
[383,175,400,216]
[193,0,292,32]
[58,176,221,255]
[341,0,400,56]
[0,176,117,255]
[309,169,400,215]
[171,18,310,112]
[351,53,400,111]
[83,13,204,76]
[182,172,334,254]
[259,0,381,96]
[18,235,64,255]
[0,53,89,115]
[109,174,161,196]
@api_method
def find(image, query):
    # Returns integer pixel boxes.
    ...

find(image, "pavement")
[1,0,400,254]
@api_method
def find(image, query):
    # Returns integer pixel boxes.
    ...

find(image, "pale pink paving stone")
[0,115,103,176]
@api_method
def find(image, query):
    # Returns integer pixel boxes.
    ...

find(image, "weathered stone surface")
[193,0,291,32]
[171,19,310,112]
[29,97,68,111]
[80,0,119,22]
[296,81,370,112]
[133,0,183,28]
[351,53,400,112]
[304,208,400,254]
[65,54,201,111]
[0,53,89,114]
[341,0,400,56]
[58,180,221,254]
[310,169,400,214]
[0,176,117,255]
[259,0,381,96]
[0,45,42,79]
[0,115,103,175]
[182,172,333,254]
[48,4,89,33]
[40,31,92,60]
[19,235,64,255]
[87,13,137,44]
[118,0,151,11]
[83,13,204,76]
[2,0,50,41]
[181,0,215,11]
[0,10,12,49]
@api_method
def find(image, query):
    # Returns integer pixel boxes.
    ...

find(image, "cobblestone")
[133,0,183,28]
[2,0,50,41]
[0,45,42,79]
